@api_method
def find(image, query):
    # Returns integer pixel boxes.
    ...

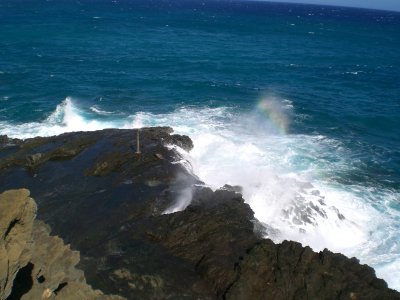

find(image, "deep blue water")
[1,0,400,289]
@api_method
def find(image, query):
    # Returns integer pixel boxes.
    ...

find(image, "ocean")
[1,0,399,290]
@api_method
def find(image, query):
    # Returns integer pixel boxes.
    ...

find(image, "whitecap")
[345,71,363,75]
[0,97,121,139]
[90,105,113,115]
[1,98,399,291]
[121,104,400,291]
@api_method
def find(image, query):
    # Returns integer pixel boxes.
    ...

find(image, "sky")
[267,0,400,12]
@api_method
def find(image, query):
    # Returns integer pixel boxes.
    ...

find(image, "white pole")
[136,129,141,154]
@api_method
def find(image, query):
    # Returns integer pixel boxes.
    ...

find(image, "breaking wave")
[1,97,399,290]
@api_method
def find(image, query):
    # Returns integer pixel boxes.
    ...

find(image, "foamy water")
[1,97,399,290]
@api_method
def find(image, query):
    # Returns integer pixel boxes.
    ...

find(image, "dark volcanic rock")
[0,128,207,299]
[143,188,259,298]
[221,184,243,194]
[0,128,198,244]
[140,187,400,300]
[224,240,397,300]
[0,128,399,300]
[0,135,21,147]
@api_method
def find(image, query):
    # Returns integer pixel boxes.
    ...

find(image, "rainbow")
[256,98,289,134]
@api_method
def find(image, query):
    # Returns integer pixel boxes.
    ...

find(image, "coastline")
[0,128,399,299]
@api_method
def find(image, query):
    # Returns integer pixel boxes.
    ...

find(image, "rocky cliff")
[0,128,399,299]
[0,189,123,300]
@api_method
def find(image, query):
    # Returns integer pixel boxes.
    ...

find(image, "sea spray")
[1,0,399,291]
[0,98,399,289]
[0,97,121,139]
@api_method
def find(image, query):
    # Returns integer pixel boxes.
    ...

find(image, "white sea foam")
[345,71,364,75]
[125,102,400,291]
[0,97,120,139]
[90,105,113,115]
[1,97,399,290]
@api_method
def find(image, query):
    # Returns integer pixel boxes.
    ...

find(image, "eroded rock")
[0,189,124,300]
[0,189,36,300]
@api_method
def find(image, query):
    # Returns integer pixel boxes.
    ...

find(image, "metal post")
[136,129,141,154]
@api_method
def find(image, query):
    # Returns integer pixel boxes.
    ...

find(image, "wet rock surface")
[0,128,399,299]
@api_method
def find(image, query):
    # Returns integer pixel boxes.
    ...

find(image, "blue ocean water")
[1,0,400,290]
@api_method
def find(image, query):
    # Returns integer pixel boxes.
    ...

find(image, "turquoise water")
[1,0,400,290]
